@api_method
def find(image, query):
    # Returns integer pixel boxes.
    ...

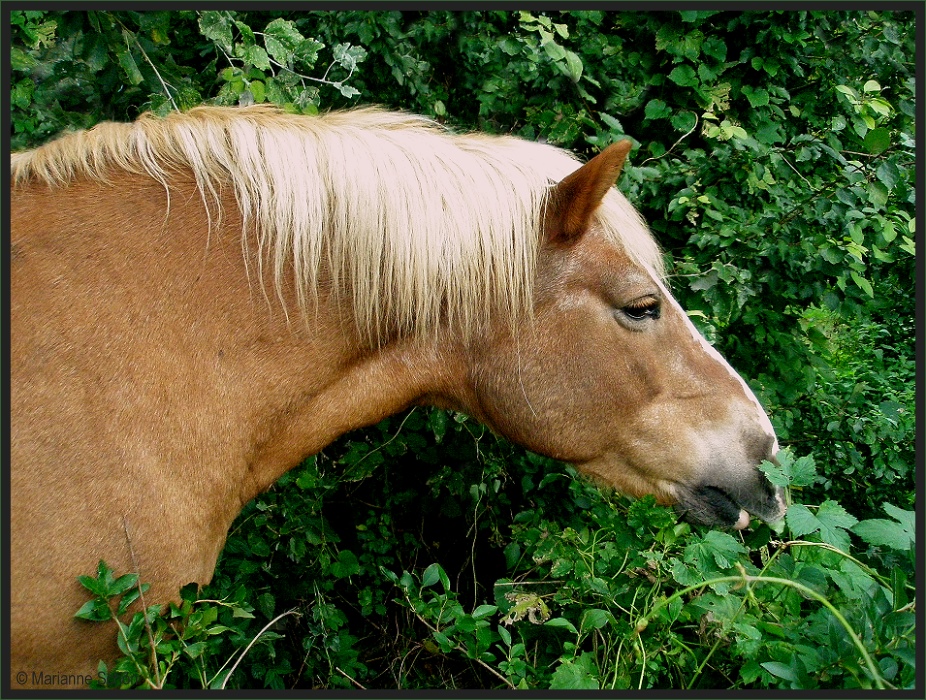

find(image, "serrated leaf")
[668,64,698,87]
[599,112,624,132]
[550,659,599,689]
[852,504,914,550]
[263,18,304,65]
[644,99,671,121]
[243,45,271,71]
[787,501,857,550]
[198,11,233,52]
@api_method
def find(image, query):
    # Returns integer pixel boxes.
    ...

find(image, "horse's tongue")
[733,509,751,530]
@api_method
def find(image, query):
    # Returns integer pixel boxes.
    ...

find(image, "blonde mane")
[10,105,664,344]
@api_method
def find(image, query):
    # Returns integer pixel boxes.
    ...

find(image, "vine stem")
[218,609,301,689]
[635,571,890,689]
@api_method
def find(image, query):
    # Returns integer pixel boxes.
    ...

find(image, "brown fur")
[10,111,783,688]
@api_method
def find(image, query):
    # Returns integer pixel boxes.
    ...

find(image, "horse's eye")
[621,299,661,322]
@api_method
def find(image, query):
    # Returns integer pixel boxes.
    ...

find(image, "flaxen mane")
[10,105,663,344]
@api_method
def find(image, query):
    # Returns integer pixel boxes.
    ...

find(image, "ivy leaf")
[852,503,914,551]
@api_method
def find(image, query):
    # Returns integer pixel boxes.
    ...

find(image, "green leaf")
[875,160,900,190]
[668,64,698,87]
[702,37,727,61]
[863,127,891,154]
[743,86,769,107]
[550,659,599,689]
[644,99,672,120]
[867,181,889,207]
[762,661,798,682]
[671,111,697,133]
[263,18,305,65]
[432,630,454,652]
[183,641,208,659]
[331,550,360,578]
[243,45,271,71]
[850,271,874,298]
[428,409,448,442]
[198,11,233,52]
[599,111,624,133]
[421,562,450,591]
[758,451,818,488]
[109,573,139,597]
[472,604,498,620]
[853,504,914,550]
[563,50,583,83]
[544,617,578,634]
[580,608,612,631]
[116,48,144,86]
[74,599,112,622]
[787,500,857,550]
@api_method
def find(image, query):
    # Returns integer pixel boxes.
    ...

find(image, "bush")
[14,8,915,690]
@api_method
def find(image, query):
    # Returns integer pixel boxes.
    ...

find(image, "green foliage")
[19,8,914,690]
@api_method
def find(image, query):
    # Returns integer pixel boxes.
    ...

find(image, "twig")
[116,22,179,111]
[639,112,700,167]
[335,666,367,690]
[219,609,301,689]
[122,515,162,688]
[402,592,515,689]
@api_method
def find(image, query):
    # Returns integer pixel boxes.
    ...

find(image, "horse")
[9,105,785,689]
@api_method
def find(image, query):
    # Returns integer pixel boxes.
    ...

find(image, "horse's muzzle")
[673,473,786,529]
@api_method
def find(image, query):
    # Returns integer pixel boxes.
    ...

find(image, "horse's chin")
[673,483,786,530]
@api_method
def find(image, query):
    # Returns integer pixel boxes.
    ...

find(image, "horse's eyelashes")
[620,300,661,322]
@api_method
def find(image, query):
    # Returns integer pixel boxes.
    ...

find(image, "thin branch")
[639,112,700,167]
[122,515,162,688]
[335,666,367,690]
[117,21,179,112]
[402,592,516,689]
[219,609,302,689]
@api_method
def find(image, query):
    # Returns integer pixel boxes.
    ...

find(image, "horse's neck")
[12,173,470,590]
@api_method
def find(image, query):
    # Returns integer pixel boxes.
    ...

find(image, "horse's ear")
[546,140,633,244]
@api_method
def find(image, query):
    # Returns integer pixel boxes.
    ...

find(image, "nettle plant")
[77,425,915,689]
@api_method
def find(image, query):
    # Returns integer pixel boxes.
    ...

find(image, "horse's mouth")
[674,483,786,530]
